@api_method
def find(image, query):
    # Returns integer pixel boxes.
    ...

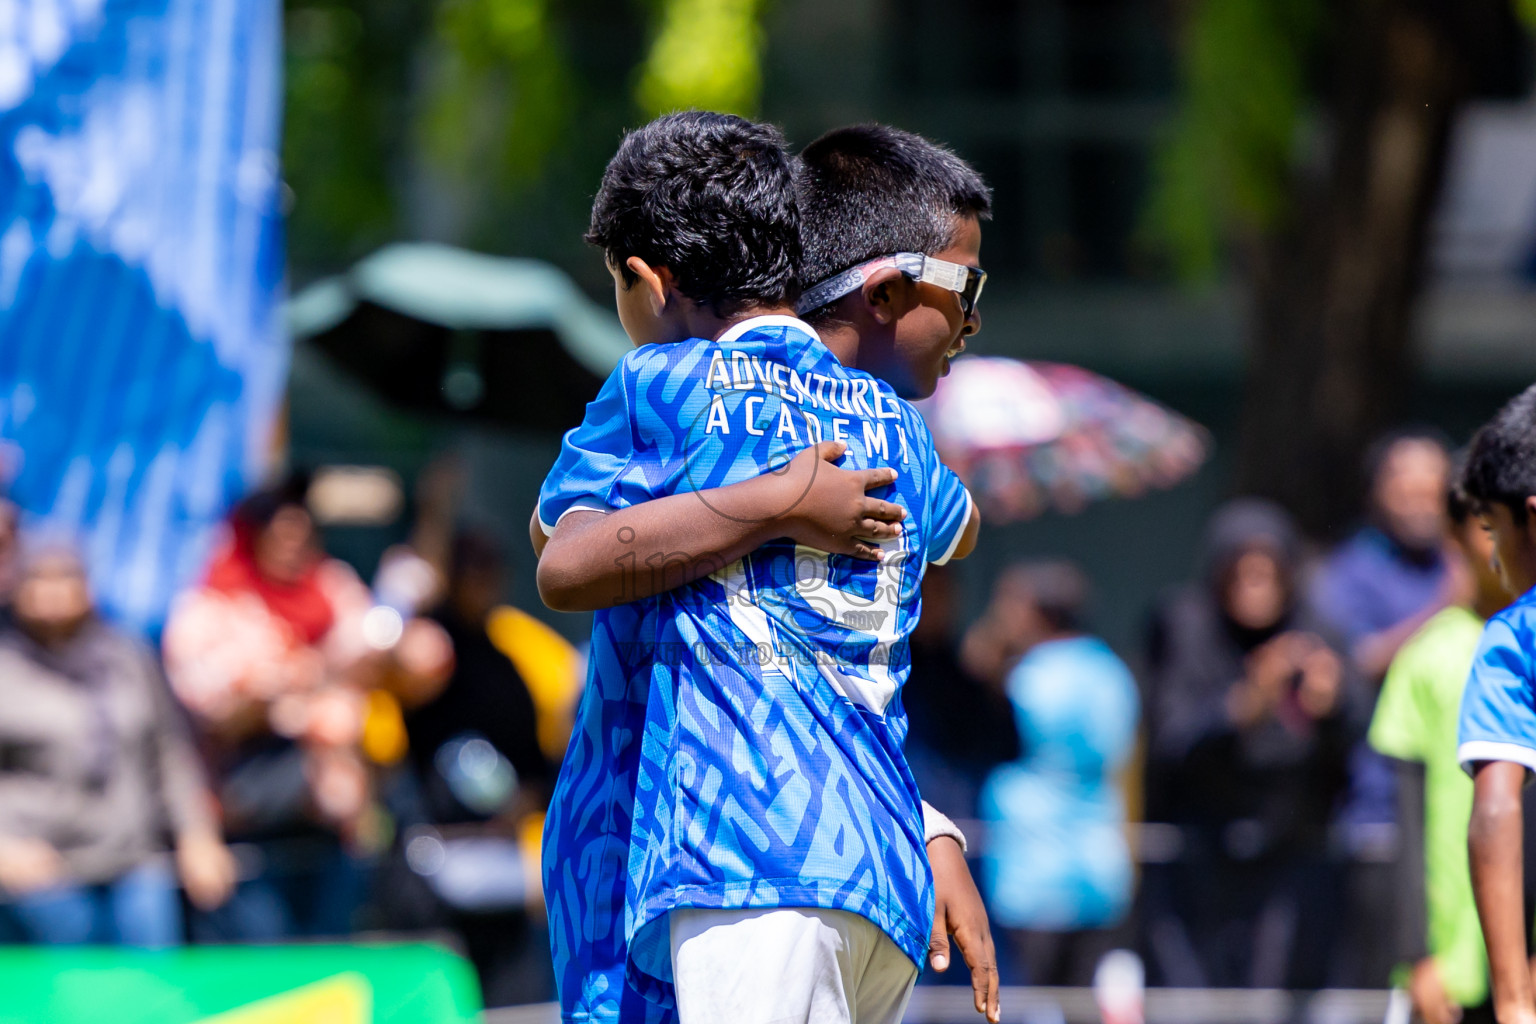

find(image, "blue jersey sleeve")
[923,442,973,566]
[537,362,636,536]
[1457,616,1536,775]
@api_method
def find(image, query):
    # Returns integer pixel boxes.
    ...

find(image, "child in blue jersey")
[535,116,999,1024]
[1457,383,1536,1024]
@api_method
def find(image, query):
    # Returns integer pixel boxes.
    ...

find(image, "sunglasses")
[796,252,987,320]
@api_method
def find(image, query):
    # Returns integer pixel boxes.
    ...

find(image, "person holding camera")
[1142,499,1362,989]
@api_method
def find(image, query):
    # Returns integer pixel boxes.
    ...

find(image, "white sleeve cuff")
[922,800,967,853]
[1458,740,1536,778]
[540,501,611,538]
[931,489,974,567]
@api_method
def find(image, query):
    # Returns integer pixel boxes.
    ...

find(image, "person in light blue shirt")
[979,561,1139,987]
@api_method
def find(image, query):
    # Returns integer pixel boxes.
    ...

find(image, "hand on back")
[774,441,905,560]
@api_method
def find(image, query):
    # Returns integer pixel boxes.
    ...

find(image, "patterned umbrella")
[914,356,1210,523]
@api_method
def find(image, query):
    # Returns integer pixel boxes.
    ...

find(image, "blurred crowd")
[0,428,1509,1006]
[907,427,1508,1000]
[0,470,578,1005]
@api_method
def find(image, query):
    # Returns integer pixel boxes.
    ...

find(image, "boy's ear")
[859,267,913,326]
[1524,496,1536,529]
[625,256,674,316]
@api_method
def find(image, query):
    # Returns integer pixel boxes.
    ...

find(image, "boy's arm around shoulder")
[534,441,906,612]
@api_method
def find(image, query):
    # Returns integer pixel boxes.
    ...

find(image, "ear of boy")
[611,256,681,349]
[860,268,918,326]
[1488,499,1536,598]
[812,268,914,373]
[624,256,671,316]
[613,255,797,347]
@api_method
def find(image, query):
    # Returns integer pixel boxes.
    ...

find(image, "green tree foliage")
[418,0,572,185]
[1142,0,1321,280]
[1147,0,1536,281]
[284,1,425,273]
[1150,0,1534,532]
[637,0,765,116]
[282,0,769,281]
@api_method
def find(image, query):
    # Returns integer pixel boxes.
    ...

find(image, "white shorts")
[669,907,919,1024]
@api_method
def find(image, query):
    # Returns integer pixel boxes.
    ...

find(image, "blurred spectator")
[0,542,234,945]
[0,499,17,607]
[1369,474,1510,1024]
[903,566,1019,819]
[406,454,581,765]
[163,479,451,939]
[977,561,1139,987]
[1314,431,1453,821]
[410,530,552,823]
[1143,499,1359,988]
[1314,431,1453,682]
[1313,432,1453,984]
[388,529,556,1006]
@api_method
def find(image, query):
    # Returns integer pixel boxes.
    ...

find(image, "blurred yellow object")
[520,811,546,906]
[487,605,581,762]
[361,690,409,766]
[637,0,763,116]
[198,972,370,1024]
[519,812,544,858]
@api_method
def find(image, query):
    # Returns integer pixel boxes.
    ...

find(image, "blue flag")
[0,0,286,633]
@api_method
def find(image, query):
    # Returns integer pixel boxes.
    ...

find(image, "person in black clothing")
[409,531,552,823]
[395,529,555,1006]
[1142,498,1362,989]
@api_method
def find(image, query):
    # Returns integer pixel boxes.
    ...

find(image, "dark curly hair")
[796,124,991,318]
[586,111,801,317]
[1463,383,1536,521]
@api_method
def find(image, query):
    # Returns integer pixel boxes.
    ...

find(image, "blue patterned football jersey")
[1458,584,1536,776]
[541,598,676,1024]
[539,316,973,1016]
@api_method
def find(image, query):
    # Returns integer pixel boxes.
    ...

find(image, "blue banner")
[0,0,286,633]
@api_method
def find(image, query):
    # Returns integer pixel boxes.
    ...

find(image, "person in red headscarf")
[162,478,451,938]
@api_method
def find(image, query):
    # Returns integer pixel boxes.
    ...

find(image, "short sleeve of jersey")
[923,445,973,566]
[1370,641,1427,763]
[1457,617,1536,775]
[537,362,636,536]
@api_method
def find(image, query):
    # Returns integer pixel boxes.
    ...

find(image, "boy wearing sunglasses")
[794,123,986,402]
[535,116,995,1024]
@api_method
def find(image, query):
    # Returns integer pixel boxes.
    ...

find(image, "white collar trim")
[713,314,821,347]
